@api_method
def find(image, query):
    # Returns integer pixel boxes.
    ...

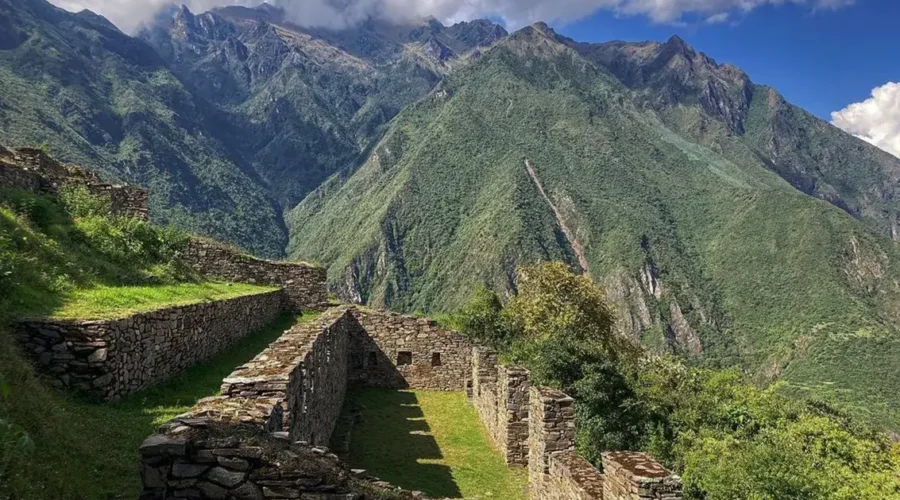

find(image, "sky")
[47,0,900,158]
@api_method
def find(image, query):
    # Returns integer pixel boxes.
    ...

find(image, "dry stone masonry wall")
[182,238,329,312]
[0,146,149,220]
[139,307,456,500]
[470,348,530,466]
[348,309,472,390]
[220,308,353,446]
[471,348,683,499]
[17,290,283,400]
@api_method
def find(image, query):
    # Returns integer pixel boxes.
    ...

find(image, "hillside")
[0,0,287,256]
[287,23,900,427]
[138,4,505,210]
[0,0,506,256]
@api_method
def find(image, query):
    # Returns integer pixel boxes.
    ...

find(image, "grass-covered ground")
[0,311,318,499]
[44,282,278,320]
[338,388,527,500]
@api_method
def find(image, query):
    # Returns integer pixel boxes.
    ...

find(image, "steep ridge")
[567,34,900,240]
[138,5,506,209]
[287,23,900,428]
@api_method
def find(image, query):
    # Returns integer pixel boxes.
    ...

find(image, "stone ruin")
[140,308,683,499]
[0,146,149,220]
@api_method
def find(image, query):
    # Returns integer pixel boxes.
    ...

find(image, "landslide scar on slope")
[524,159,591,278]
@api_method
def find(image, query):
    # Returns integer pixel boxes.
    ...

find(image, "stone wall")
[470,348,530,466]
[220,308,353,446]
[139,308,425,500]
[16,290,283,400]
[0,147,150,221]
[602,452,683,500]
[348,309,472,390]
[182,238,328,312]
[528,386,578,499]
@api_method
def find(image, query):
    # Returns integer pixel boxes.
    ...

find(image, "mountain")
[568,34,900,239]
[287,23,900,428]
[0,0,506,255]
[0,0,286,255]
[138,4,506,209]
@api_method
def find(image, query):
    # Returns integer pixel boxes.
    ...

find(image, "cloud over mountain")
[832,82,900,159]
[49,0,853,33]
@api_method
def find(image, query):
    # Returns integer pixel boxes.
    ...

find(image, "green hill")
[287,24,900,428]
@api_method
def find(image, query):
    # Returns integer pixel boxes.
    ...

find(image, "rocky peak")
[530,21,555,37]
[664,34,695,58]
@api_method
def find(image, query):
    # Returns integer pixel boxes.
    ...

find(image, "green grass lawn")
[339,388,527,499]
[0,311,318,499]
[44,282,278,320]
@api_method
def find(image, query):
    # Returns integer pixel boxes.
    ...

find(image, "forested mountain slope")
[0,0,286,255]
[287,23,900,427]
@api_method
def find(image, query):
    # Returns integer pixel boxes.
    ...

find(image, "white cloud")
[47,0,855,34]
[831,82,900,159]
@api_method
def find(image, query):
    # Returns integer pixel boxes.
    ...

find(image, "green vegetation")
[339,388,527,500]
[288,25,900,429]
[46,282,277,320]
[0,183,310,498]
[0,312,314,499]
[452,262,900,500]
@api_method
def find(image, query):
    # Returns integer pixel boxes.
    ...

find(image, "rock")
[231,481,264,500]
[206,466,246,487]
[198,481,228,499]
[140,434,187,457]
[87,348,108,362]
[172,462,209,478]
[261,486,300,498]
[92,373,113,387]
[142,465,168,488]
[217,457,251,471]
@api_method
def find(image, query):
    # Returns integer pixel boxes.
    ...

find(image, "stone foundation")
[182,238,328,312]
[348,309,472,390]
[16,290,283,400]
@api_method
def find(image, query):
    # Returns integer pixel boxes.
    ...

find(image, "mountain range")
[3,0,900,428]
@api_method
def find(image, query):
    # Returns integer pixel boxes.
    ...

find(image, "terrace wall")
[16,290,283,400]
[182,238,328,312]
[0,147,149,220]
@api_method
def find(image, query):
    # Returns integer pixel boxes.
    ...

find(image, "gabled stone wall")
[470,348,531,466]
[16,290,283,400]
[182,238,328,312]
[348,309,472,390]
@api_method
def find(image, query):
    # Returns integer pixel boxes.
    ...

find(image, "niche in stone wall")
[431,353,442,366]
[368,352,378,366]
[398,351,413,366]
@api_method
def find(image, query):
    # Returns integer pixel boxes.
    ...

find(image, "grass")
[0,311,319,500]
[339,388,527,500]
[44,282,279,320]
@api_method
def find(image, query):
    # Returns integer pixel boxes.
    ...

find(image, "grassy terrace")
[0,312,320,499]
[43,282,278,320]
[338,388,527,500]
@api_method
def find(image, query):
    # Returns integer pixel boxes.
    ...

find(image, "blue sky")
[557,1,899,121]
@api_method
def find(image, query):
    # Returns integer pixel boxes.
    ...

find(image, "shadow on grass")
[339,389,462,498]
